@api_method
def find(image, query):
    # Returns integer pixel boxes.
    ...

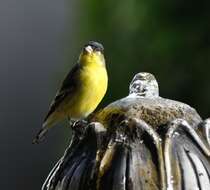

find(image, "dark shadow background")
[2,0,210,189]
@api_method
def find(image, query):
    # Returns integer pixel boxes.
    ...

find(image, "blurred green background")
[1,0,210,189]
[75,0,210,116]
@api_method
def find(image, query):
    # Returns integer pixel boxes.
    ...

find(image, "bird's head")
[79,41,105,66]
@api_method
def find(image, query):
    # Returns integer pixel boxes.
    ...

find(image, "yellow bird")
[33,41,108,143]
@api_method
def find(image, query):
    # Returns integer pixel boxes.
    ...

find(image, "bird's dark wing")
[44,63,81,122]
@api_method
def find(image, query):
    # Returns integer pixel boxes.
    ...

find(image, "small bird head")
[79,41,105,66]
[83,41,104,54]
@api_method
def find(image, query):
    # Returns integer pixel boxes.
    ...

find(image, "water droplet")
[140,140,144,144]
[198,173,203,176]
[170,176,174,184]
[129,73,159,98]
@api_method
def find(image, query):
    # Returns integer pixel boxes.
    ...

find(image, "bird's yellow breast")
[67,61,108,119]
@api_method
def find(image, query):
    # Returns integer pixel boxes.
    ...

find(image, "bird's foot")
[70,119,88,139]
[72,119,88,128]
[67,117,74,126]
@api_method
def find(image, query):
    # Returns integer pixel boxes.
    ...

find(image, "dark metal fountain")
[42,72,210,190]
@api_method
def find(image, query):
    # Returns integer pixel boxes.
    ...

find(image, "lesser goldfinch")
[33,41,108,143]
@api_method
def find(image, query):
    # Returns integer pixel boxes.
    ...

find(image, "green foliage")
[75,0,210,117]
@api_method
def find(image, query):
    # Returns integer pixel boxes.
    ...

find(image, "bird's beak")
[84,45,93,54]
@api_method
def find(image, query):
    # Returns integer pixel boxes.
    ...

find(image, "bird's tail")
[32,127,49,144]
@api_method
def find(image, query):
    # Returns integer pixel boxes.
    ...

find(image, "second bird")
[33,41,108,143]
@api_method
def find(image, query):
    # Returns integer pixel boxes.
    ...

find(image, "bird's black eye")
[94,47,104,53]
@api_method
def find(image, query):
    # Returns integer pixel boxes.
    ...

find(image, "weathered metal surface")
[42,73,210,190]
